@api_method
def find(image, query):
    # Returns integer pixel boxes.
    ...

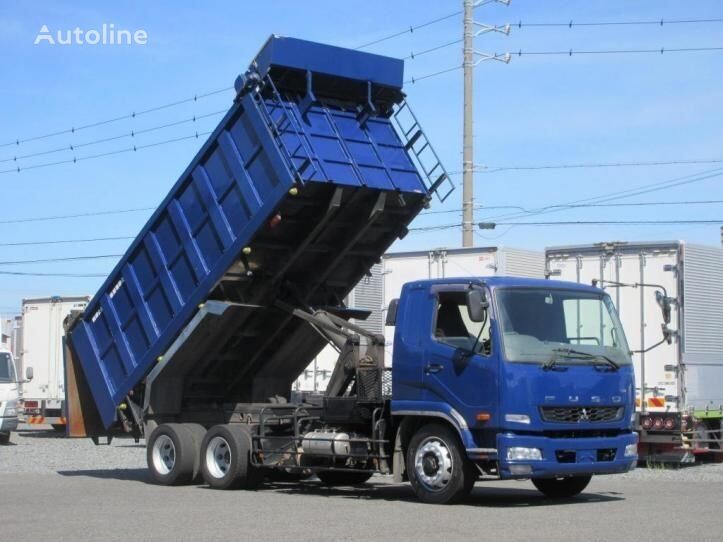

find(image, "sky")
[0,0,722,314]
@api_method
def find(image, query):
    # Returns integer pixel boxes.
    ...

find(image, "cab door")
[422,286,499,425]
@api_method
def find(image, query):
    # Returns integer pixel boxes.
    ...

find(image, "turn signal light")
[476,412,491,422]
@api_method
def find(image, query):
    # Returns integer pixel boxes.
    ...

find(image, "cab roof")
[407,276,604,295]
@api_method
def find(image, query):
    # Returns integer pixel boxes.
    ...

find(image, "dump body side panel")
[67,37,438,428]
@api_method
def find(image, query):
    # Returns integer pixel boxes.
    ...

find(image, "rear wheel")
[532,475,592,498]
[51,424,66,433]
[0,432,10,445]
[201,424,263,490]
[317,470,373,486]
[146,423,200,485]
[406,423,476,504]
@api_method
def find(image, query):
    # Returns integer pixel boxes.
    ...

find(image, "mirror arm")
[632,338,667,354]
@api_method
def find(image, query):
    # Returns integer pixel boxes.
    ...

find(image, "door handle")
[425,363,443,374]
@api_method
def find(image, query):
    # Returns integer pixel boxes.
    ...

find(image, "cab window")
[0,352,16,383]
[433,291,491,355]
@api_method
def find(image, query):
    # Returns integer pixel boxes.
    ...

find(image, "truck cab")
[390,277,638,501]
[0,349,20,444]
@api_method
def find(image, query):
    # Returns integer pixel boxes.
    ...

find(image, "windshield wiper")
[550,347,620,371]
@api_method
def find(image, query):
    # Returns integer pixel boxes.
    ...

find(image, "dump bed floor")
[67,37,446,428]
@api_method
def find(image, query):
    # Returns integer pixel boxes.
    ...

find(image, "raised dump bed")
[66,36,452,430]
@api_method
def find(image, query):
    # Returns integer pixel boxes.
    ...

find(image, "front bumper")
[497,432,638,479]
[0,416,18,433]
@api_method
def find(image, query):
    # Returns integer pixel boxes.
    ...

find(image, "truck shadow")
[57,468,151,483]
[15,428,65,439]
[265,480,625,507]
[52,471,625,507]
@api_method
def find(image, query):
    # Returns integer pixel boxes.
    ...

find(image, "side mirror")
[466,288,488,322]
[385,299,399,326]
[661,324,676,345]
[655,290,672,325]
[25,366,34,381]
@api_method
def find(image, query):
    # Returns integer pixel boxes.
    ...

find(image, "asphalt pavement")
[2,425,722,541]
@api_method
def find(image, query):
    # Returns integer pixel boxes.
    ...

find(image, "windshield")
[0,352,17,383]
[495,288,632,366]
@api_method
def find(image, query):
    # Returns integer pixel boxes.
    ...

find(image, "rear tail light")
[664,418,676,430]
[641,416,653,430]
[653,417,664,430]
[23,400,38,408]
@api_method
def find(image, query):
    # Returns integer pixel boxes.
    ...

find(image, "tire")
[201,424,263,490]
[184,423,207,482]
[406,423,476,504]
[0,432,10,445]
[317,470,373,486]
[532,475,592,498]
[146,423,200,486]
[52,424,66,433]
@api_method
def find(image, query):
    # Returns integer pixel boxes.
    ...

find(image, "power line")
[481,167,723,222]
[0,130,214,175]
[515,46,723,56]
[405,65,463,85]
[0,271,107,277]
[3,200,721,244]
[0,87,231,150]
[480,158,723,173]
[404,38,463,60]
[493,219,723,226]
[0,110,226,165]
[513,17,723,28]
[0,207,153,225]
[0,236,134,247]
[355,9,464,50]
[405,45,723,83]
[421,199,723,215]
[401,17,723,62]
[0,254,121,266]
[412,219,723,232]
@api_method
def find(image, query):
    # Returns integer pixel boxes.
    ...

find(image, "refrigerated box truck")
[295,247,545,393]
[21,296,89,428]
[546,241,723,462]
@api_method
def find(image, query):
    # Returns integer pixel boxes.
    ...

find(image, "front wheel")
[532,475,592,498]
[406,423,476,504]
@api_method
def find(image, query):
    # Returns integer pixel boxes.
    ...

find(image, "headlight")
[624,443,638,458]
[507,447,543,461]
[505,414,531,424]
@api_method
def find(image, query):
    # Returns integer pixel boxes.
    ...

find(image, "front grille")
[540,406,623,423]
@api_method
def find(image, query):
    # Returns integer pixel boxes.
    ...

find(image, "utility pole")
[462,0,475,247]
[461,0,511,247]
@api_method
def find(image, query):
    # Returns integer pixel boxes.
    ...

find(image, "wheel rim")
[414,437,454,492]
[205,436,232,479]
[152,434,176,475]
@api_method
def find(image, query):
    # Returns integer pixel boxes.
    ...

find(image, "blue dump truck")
[64,36,638,504]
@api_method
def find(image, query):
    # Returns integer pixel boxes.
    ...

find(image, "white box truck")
[295,246,544,393]
[20,296,89,429]
[546,241,723,462]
